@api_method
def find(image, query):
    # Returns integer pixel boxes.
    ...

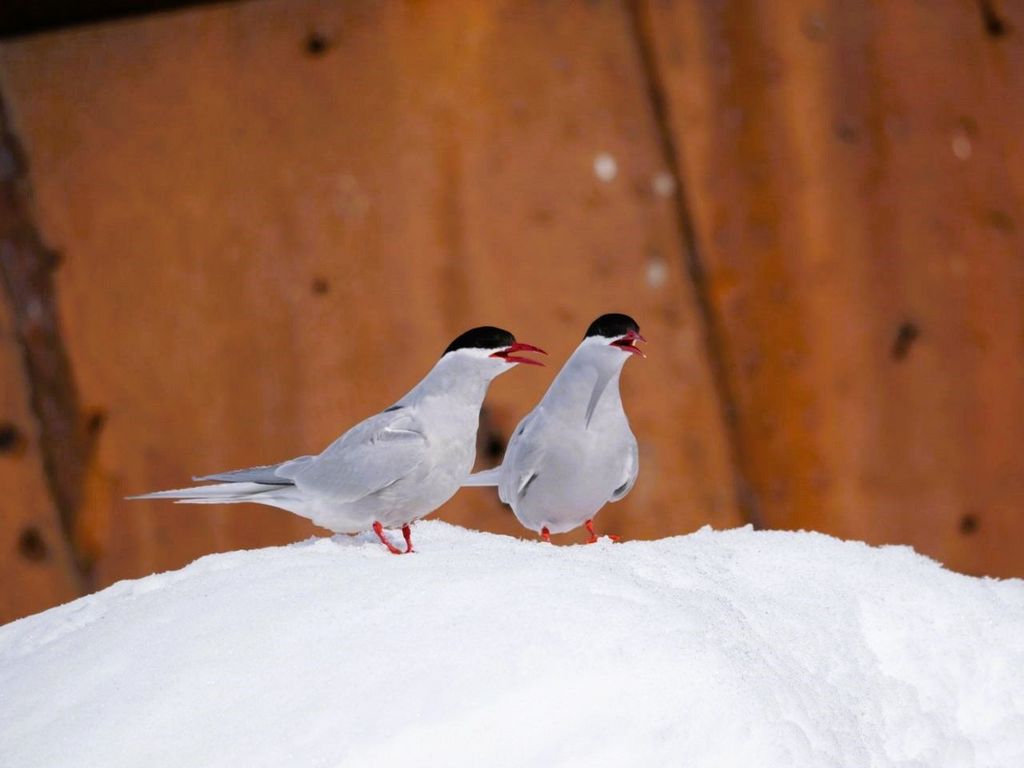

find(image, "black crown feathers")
[584,313,640,339]
[444,326,515,355]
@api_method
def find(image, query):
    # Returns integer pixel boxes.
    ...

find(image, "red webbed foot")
[540,527,551,543]
[402,524,414,554]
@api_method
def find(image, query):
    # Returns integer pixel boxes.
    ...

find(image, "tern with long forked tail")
[130,327,546,554]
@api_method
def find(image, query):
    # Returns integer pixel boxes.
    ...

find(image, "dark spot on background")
[484,434,504,461]
[530,207,554,226]
[891,321,920,361]
[959,513,980,535]
[0,422,24,455]
[305,33,330,56]
[979,0,1009,38]
[18,527,48,561]
[86,409,107,437]
[44,247,63,270]
[311,277,329,295]
[987,209,1015,233]
[0,144,17,181]
[959,115,979,138]
[476,406,506,465]
[834,120,859,144]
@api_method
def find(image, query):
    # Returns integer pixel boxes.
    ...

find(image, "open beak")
[490,342,547,366]
[610,329,647,358]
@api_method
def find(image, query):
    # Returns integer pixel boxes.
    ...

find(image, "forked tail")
[127,482,284,505]
[461,467,502,487]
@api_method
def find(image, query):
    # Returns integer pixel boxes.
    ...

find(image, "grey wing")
[193,457,314,485]
[608,436,639,503]
[497,410,546,506]
[286,409,428,502]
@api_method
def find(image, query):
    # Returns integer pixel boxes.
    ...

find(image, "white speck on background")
[333,174,370,220]
[952,132,972,160]
[647,258,668,288]
[652,172,676,197]
[593,153,617,182]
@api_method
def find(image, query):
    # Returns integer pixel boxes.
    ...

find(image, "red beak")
[490,342,547,366]
[610,329,647,357]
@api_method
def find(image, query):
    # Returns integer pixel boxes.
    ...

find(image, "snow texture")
[2,522,1023,768]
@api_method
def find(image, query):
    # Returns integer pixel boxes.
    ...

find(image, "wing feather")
[194,458,313,485]
[609,437,639,503]
[497,410,546,505]
[288,410,428,502]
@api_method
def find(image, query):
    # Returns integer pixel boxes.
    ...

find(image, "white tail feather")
[127,482,278,503]
[462,467,502,487]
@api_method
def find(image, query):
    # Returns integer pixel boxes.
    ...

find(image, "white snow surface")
[2,522,1023,768]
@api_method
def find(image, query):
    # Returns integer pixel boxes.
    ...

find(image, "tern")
[465,313,645,543]
[130,327,546,554]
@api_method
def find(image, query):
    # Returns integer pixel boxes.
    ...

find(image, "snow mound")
[2,522,1023,768]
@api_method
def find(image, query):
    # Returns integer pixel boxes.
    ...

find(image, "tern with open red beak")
[464,313,645,543]
[130,327,545,554]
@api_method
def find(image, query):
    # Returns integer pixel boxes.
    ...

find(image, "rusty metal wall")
[1,0,1021,624]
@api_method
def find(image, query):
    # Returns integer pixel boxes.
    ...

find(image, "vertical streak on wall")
[976,0,1009,38]
[0,88,92,589]
[624,0,762,528]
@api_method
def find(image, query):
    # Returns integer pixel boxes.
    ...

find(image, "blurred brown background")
[1,0,1022,624]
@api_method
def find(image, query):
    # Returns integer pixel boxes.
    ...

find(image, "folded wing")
[608,437,639,503]
[494,411,546,506]
[193,457,314,485]
[286,409,428,502]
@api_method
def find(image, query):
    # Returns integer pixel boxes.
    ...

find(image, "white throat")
[541,340,629,428]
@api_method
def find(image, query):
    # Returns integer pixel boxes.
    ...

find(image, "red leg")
[585,519,620,544]
[540,526,551,543]
[372,521,404,555]
[402,524,414,553]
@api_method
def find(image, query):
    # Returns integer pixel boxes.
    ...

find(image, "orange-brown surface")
[0,289,82,619]
[0,0,1021,623]
[643,0,1024,572]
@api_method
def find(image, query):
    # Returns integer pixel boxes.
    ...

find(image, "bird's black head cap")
[584,313,640,339]
[444,326,516,355]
